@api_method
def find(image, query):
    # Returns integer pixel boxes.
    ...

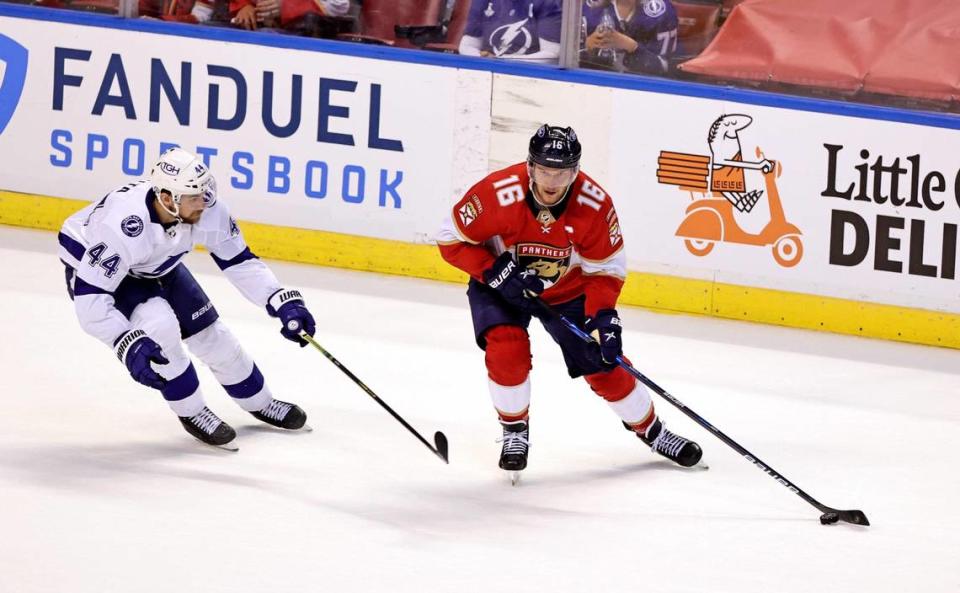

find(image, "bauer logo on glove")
[585,309,623,369]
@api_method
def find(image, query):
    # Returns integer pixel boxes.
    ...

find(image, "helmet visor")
[530,162,578,191]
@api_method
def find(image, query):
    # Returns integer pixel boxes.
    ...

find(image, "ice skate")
[179,407,238,451]
[498,420,529,486]
[630,419,705,469]
[250,398,310,431]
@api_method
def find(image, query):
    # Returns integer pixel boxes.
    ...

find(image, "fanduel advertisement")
[0,16,471,241]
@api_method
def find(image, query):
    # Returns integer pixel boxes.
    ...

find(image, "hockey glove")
[483,252,545,312]
[114,329,169,389]
[267,288,316,347]
[585,308,623,371]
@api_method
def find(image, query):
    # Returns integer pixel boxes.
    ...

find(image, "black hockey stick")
[535,299,868,526]
[298,331,449,464]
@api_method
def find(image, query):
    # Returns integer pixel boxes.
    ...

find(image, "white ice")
[0,225,957,593]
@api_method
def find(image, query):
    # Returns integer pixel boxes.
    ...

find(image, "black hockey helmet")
[528,124,582,169]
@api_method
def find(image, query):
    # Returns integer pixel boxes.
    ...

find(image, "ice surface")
[1,226,957,593]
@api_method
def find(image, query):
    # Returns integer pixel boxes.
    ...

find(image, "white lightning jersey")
[59,180,281,346]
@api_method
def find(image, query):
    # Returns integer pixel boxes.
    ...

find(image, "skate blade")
[299,423,314,433]
[197,438,238,452]
[508,470,521,486]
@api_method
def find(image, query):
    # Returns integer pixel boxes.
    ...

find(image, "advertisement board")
[607,91,958,313]
[0,17,491,243]
[3,8,959,346]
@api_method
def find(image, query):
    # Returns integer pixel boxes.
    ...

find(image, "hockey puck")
[820,512,840,525]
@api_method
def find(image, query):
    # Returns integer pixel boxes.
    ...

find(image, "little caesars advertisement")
[608,90,960,314]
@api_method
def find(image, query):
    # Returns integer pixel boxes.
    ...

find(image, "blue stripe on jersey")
[161,362,200,402]
[58,232,85,261]
[223,364,265,399]
[134,251,189,278]
[73,275,111,296]
[210,247,259,271]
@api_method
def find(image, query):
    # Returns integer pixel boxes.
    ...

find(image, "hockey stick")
[534,299,869,526]
[298,331,449,464]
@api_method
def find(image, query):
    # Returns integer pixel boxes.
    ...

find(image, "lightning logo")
[0,33,28,137]
[489,19,533,57]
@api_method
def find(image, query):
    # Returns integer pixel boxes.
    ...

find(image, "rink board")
[1,6,959,348]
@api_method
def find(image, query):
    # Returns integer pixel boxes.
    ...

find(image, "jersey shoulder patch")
[643,0,667,18]
[121,215,144,238]
[457,194,484,228]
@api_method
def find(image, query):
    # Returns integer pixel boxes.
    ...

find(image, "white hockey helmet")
[150,147,216,208]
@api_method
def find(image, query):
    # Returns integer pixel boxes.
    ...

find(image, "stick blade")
[838,509,870,526]
[434,431,449,464]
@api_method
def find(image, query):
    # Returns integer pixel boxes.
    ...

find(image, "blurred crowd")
[6,0,954,113]
[5,0,735,76]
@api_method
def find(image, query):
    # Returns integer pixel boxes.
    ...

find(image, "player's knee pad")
[184,320,253,385]
[483,325,531,386]
[130,297,189,377]
[584,367,636,402]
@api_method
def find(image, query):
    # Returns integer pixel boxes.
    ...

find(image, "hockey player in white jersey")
[58,148,316,449]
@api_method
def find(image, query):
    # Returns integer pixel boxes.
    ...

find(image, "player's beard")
[181,210,204,225]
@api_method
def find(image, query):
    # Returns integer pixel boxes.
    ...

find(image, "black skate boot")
[628,419,703,468]
[179,407,237,450]
[250,398,308,430]
[498,420,529,485]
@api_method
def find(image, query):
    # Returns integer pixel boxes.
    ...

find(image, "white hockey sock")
[185,321,273,412]
[489,377,531,422]
[606,382,654,427]
[230,379,272,412]
[167,392,206,418]
[129,298,207,418]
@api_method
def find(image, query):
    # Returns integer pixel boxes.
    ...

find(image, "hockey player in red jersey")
[437,124,702,478]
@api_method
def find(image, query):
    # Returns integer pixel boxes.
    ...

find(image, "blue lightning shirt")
[462,0,563,60]
[582,0,679,56]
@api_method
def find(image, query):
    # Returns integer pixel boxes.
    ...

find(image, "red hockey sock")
[586,368,657,434]
[584,366,635,402]
[484,325,532,386]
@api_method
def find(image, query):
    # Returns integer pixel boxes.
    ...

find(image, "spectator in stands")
[260,0,350,31]
[137,0,247,26]
[139,0,351,36]
[458,0,564,64]
[230,0,350,30]
[581,0,678,74]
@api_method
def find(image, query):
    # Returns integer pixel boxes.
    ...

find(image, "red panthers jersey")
[438,162,626,316]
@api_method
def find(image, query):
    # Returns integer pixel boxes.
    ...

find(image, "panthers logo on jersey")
[516,243,571,288]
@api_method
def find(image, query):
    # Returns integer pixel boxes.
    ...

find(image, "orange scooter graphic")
[657,147,803,267]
